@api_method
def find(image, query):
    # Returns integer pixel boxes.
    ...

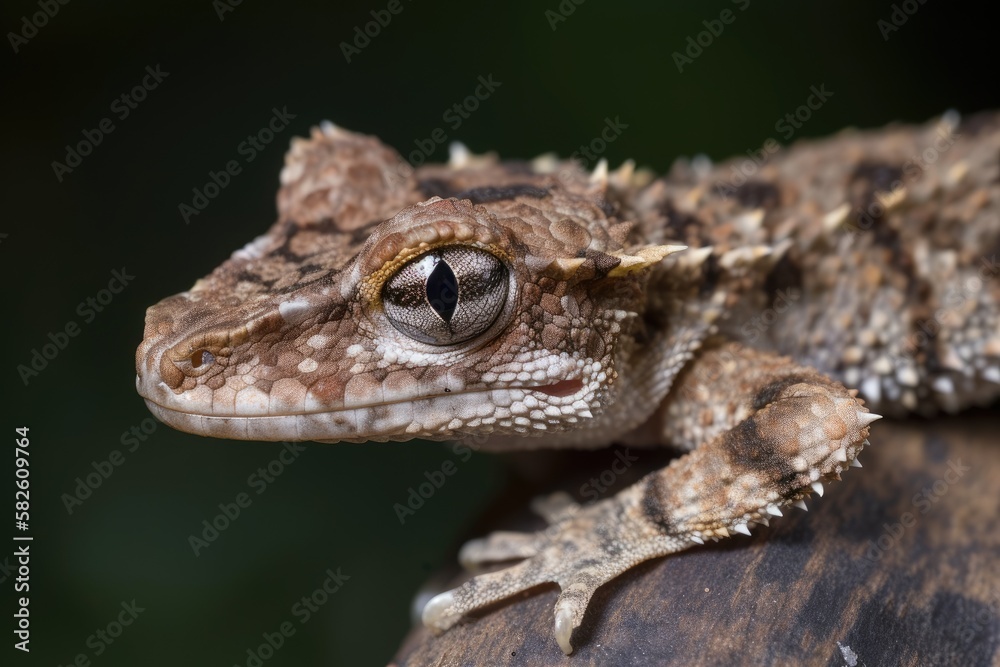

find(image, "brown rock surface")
[392,411,1000,667]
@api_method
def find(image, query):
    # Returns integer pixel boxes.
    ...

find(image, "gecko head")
[136,196,682,443]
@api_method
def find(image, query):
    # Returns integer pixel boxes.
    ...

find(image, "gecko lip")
[136,376,588,442]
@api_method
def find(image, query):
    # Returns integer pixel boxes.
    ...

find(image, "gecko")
[135,110,1000,654]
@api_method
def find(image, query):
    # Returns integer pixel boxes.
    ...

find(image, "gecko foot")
[423,489,693,655]
[423,364,878,655]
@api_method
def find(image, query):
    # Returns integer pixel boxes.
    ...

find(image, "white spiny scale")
[850,458,863,468]
[834,448,848,462]
[733,523,752,536]
[766,505,783,517]
[448,141,471,168]
[736,209,764,232]
[530,152,559,173]
[691,536,705,545]
[678,246,714,268]
[811,482,824,497]
[610,159,635,186]
[716,527,730,538]
[933,376,955,394]
[793,499,809,511]
[589,158,608,185]
[319,120,340,136]
[718,244,772,270]
[857,411,883,426]
[822,202,851,234]
[690,153,712,177]
[767,238,794,263]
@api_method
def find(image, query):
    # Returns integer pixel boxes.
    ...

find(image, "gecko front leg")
[422,343,879,654]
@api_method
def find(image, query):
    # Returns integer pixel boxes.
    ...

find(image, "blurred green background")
[2,1,997,665]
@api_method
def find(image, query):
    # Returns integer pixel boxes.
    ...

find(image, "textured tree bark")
[391,411,1000,667]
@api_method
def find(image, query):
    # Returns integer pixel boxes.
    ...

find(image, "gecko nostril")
[190,350,215,368]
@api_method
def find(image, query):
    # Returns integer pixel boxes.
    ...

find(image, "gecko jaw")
[137,375,593,442]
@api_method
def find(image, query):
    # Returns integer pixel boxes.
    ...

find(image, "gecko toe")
[421,590,457,632]
[530,490,580,523]
[458,530,540,569]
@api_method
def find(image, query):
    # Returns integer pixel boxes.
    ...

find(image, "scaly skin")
[135,112,1000,653]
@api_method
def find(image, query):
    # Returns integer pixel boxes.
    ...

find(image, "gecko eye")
[382,247,509,345]
[190,350,215,368]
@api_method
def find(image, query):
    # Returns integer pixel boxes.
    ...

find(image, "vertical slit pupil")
[426,259,458,322]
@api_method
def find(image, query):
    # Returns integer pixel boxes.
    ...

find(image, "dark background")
[2,1,997,665]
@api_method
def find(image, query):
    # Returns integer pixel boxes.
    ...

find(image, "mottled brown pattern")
[135,112,999,654]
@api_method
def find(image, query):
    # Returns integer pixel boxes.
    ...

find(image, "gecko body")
[136,111,1000,653]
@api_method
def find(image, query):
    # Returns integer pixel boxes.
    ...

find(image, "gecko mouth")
[532,378,584,397]
[137,376,588,442]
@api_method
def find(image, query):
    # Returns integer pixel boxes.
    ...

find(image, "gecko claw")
[554,606,575,654]
[421,590,457,632]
